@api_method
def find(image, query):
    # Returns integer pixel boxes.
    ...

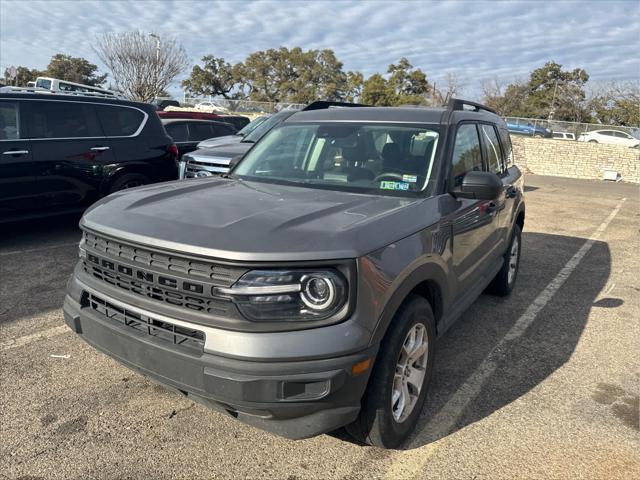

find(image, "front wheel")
[346,295,435,448]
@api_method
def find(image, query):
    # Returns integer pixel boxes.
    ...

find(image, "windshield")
[234,122,440,195]
[237,116,269,136]
[242,112,289,143]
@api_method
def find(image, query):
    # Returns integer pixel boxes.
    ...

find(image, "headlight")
[216,269,348,322]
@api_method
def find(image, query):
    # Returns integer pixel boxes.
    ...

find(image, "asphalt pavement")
[1,175,638,479]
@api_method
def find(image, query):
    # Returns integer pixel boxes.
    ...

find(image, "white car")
[194,101,229,113]
[578,129,640,147]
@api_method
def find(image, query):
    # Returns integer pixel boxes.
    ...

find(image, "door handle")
[2,150,29,155]
[90,146,110,152]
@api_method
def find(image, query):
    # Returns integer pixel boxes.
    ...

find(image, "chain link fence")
[504,116,639,140]
[159,95,305,114]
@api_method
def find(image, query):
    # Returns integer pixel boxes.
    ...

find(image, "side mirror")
[228,155,243,171]
[455,171,502,200]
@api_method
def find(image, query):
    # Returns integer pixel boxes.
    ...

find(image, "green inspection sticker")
[380,181,410,191]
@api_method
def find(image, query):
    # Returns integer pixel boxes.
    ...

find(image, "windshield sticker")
[380,181,410,191]
[402,174,417,183]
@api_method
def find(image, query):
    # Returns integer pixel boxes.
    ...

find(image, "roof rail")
[0,86,123,100]
[302,101,369,111]
[447,98,497,115]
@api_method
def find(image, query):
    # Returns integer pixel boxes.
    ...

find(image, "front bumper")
[63,290,376,439]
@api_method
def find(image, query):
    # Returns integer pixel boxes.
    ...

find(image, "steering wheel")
[373,172,404,183]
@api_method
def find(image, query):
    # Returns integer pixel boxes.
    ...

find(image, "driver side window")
[451,124,482,187]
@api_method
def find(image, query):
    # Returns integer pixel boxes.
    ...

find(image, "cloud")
[1,0,638,98]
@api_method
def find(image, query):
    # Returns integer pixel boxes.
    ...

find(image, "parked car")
[180,111,294,178]
[197,115,270,149]
[64,98,525,448]
[195,101,228,112]
[0,91,178,222]
[156,110,250,131]
[577,129,640,147]
[507,122,552,138]
[180,102,363,179]
[552,131,575,141]
[161,118,237,158]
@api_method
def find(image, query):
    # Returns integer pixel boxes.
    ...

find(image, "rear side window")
[188,123,215,141]
[165,123,189,142]
[30,101,102,139]
[451,124,482,187]
[0,101,20,139]
[480,124,504,175]
[96,105,145,136]
[498,127,514,166]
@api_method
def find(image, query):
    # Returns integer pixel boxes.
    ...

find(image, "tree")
[431,72,463,106]
[94,31,190,102]
[3,66,43,86]
[361,58,431,106]
[344,71,364,102]
[238,47,352,103]
[482,61,590,121]
[361,73,394,106]
[589,81,640,126]
[45,54,106,86]
[182,55,243,98]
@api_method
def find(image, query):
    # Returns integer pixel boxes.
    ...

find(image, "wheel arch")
[369,262,450,346]
[100,163,153,195]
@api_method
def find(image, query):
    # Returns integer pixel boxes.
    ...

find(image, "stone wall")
[511,136,639,183]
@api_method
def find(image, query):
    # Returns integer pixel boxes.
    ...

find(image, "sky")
[0,0,638,99]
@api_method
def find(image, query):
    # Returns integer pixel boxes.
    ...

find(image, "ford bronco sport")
[64,98,525,448]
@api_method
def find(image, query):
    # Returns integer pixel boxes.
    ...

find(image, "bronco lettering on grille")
[86,253,205,295]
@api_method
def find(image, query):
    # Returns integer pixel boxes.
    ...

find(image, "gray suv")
[64,99,525,448]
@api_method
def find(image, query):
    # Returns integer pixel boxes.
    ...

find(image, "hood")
[185,142,253,161]
[198,135,242,149]
[82,178,439,262]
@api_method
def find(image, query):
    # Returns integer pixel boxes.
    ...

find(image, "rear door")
[0,99,39,217]
[479,123,519,246]
[27,99,117,210]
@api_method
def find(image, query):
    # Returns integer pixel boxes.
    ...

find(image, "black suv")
[64,99,524,448]
[0,92,178,222]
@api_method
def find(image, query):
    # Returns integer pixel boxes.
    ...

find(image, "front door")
[0,99,40,218]
[448,123,502,294]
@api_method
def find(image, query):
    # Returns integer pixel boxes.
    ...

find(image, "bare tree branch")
[94,31,189,102]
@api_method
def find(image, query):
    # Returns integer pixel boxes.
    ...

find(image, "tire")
[487,224,522,296]
[108,173,150,194]
[346,295,435,448]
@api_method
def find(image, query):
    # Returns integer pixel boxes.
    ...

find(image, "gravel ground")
[1,175,638,480]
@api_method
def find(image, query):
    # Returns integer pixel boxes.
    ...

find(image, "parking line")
[0,242,79,257]
[384,197,626,479]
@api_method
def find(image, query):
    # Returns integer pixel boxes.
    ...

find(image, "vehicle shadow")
[0,214,82,325]
[335,232,611,449]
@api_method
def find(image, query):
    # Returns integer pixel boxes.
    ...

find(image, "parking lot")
[1,175,638,479]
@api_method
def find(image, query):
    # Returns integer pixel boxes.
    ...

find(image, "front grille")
[85,292,205,353]
[184,156,231,178]
[83,232,245,287]
[82,260,233,316]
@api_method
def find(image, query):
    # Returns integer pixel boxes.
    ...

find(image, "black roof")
[0,91,151,110]
[286,101,504,126]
